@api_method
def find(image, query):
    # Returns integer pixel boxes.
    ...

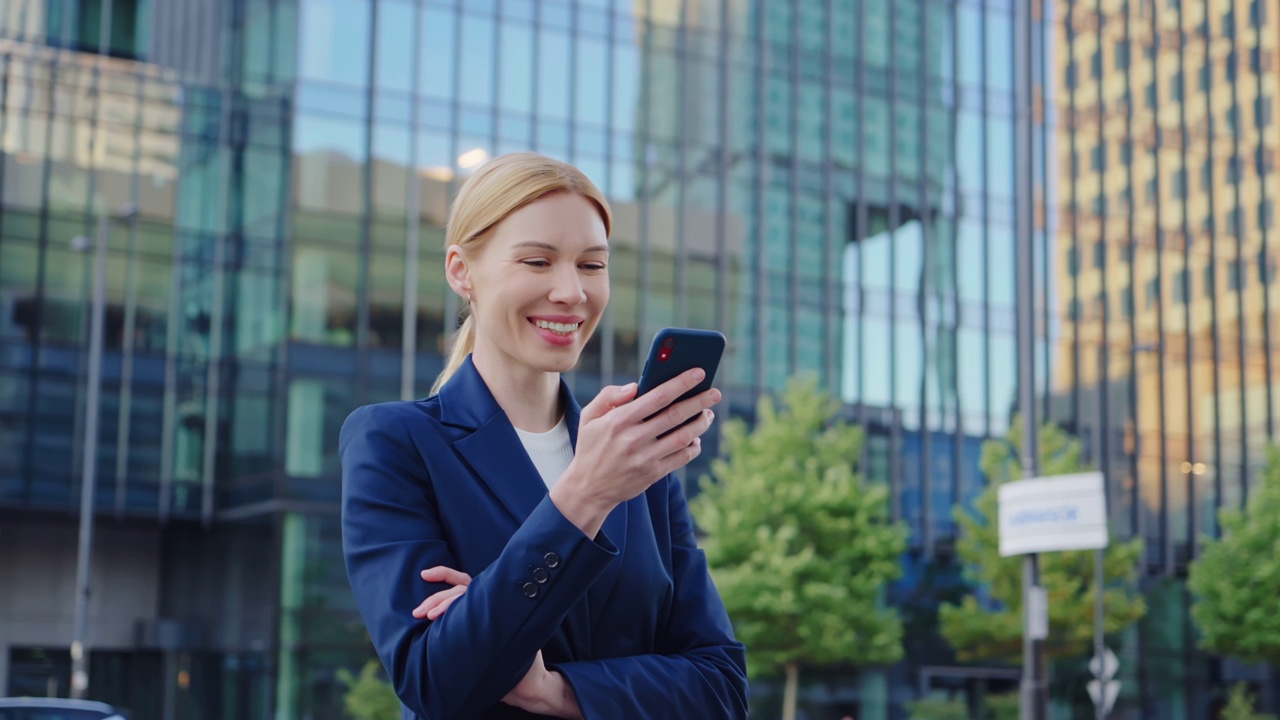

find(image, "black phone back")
[637,328,725,404]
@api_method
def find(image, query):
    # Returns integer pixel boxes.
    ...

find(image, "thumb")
[581,383,637,423]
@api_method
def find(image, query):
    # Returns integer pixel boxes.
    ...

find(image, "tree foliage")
[1220,682,1277,720]
[338,659,402,720]
[939,417,1146,662]
[1189,446,1280,666]
[691,376,909,677]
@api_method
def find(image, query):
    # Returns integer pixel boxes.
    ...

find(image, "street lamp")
[68,202,139,700]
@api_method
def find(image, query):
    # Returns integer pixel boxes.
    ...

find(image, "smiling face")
[447,191,610,378]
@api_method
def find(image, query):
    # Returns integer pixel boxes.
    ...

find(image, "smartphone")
[636,328,725,433]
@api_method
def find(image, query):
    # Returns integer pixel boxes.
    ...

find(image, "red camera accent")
[658,349,671,361]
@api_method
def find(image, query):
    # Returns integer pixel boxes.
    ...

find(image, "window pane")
[299,0,371,86]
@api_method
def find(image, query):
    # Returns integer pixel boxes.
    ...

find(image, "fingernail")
[711,389,722,403]
[694,437,702,446]
[707,409,715,421]
[693,368,706,381]
[623,382,637,392]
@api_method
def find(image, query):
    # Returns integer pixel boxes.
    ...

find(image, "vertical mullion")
[600,1,618,383]
[567,0,579,163]
[715,2,730,332]
[1150,0,1172,577]
[355,0,379,406]
[675,0,688,328]
[980,4,992,443]
[888,0,903,527]
[855,0,869,473]
[491,1,502,152]
[822,0,836,391]
[1124,0,1141,540]
[1203,5,1224,535]
[1095,0,1112,530]
[753,3,768,393]
[949,0,963,540]
[638,0,653,371]
[443,2,465,338]
[1256,5,1275,443]
[1068,4,1082,444]
[1175,0,1196,563]
[1227,2,1250,506]
[918,0,933,556]
[401,0,426,401]
[788,3,800,376]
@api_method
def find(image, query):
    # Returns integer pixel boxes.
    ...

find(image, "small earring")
[466,292,472,303]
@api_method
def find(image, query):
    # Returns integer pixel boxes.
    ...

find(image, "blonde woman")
[340,153,748,719]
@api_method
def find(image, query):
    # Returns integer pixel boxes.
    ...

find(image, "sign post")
[999,471,1111,716]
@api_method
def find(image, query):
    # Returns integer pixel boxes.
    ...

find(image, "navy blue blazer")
[339,356,749,719]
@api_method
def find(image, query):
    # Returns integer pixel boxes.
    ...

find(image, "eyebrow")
[511,241,609,254]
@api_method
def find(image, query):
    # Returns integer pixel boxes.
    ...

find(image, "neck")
[470,349,562,432]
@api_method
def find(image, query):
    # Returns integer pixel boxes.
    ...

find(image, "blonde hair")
[430,153,613,395]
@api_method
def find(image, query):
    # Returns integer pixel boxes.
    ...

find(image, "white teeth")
[534,320,580,334]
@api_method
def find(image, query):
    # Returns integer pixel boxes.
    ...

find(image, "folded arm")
[549,477,749,719]
[340,404,617,720]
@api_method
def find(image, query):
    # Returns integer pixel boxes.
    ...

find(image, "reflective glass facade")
[1,0,1275,717]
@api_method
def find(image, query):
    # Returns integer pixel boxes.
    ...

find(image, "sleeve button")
[522,582,539,599]
[543,552,561,568]
[532,567,549,584]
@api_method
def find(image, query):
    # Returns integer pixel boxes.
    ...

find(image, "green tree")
[691,377,908,720]
[939,417,1146,662]
[1189,446,1280,666]
[337,659,401,720]
[1220,682,1277,720]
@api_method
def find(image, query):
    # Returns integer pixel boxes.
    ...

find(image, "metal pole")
[1094,546,1106,720]
[70,212,109,700]
[1014,0,1046,716]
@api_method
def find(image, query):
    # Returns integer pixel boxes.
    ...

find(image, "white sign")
[1089,647,1121,714]
[1026,586,1048,640]
[1087,679,1121,714]
[998,472,1109,557]
[1089,647,1120,681]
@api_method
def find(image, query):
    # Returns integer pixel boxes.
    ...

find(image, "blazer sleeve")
[549,476,750,720]
[340,403,619,720]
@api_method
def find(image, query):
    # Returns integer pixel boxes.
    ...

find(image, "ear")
[445,244,472,300]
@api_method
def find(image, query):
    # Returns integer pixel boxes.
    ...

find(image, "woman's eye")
[522,260,551,268]
[581,263,607,271]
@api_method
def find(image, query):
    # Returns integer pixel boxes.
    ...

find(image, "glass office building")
[1,0,1274,717]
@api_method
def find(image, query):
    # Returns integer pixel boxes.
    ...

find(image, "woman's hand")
[411,566,470,620]
[412,566,583,719]
[551,368,721,537]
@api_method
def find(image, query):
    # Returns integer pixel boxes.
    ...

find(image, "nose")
[548,264,587,305]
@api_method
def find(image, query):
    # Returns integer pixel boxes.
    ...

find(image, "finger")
[420,566,471,586]
[655,436,704,477]
[580,383,638,424]
[644,388,721,436]
[412,584,466,619]
[624,368,707,419]
[650,407,713,458]
[427,592,464,620]
[412,584,467,619]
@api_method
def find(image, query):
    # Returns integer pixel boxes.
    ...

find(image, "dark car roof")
[0,698,124,719]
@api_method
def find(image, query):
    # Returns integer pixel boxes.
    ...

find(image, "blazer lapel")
[439,357,547,526]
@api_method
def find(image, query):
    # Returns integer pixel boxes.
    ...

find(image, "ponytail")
[431,313,476,395]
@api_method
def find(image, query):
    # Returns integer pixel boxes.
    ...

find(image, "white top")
[513,416,574,490]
